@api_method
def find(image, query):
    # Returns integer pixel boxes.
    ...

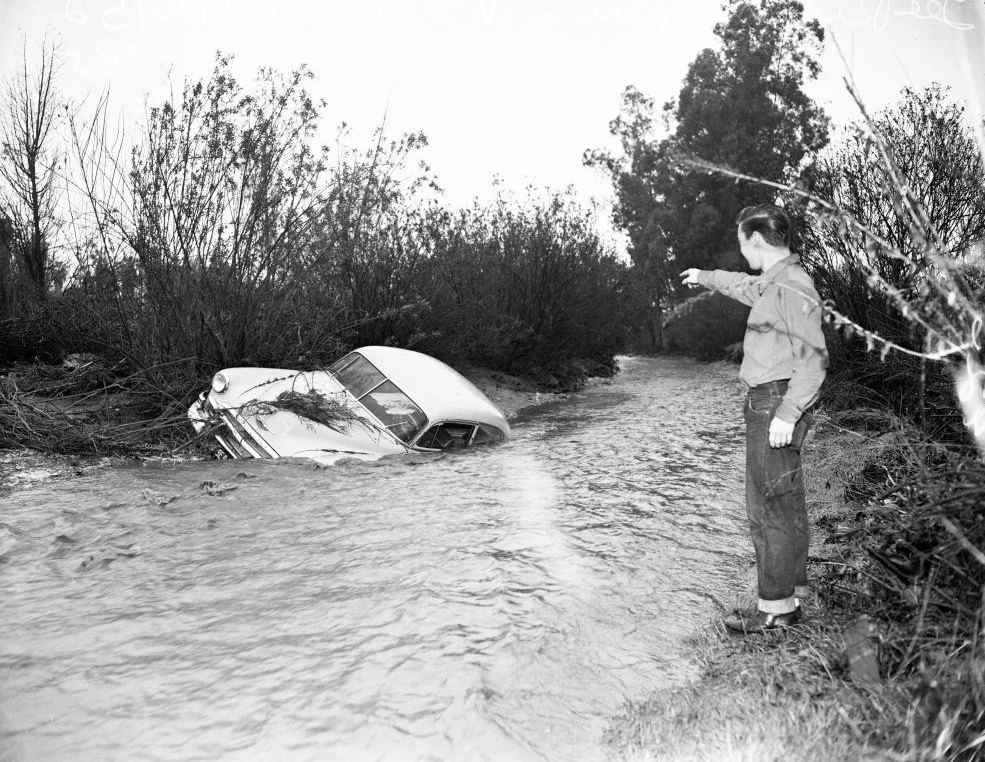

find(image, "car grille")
[201,396,274,459]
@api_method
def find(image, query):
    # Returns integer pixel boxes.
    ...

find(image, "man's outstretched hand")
[680,268,702,287]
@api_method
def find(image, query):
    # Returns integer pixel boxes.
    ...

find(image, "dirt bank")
[460,366,552,420]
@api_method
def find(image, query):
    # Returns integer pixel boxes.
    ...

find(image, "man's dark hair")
[736,204,790,248]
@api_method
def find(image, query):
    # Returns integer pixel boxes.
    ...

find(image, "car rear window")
[415,422,505,450]
[472,424,506,446]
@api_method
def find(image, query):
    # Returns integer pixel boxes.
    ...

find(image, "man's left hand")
[769,416,795,448]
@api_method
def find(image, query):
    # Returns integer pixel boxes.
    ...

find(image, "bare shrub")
[64,55,329,374]
[799,85,985,439]
[305,129,438,353]
[0,38,63,309]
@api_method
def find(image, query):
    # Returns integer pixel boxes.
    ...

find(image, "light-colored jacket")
[697,256,828,422]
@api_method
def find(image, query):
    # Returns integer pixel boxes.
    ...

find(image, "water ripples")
[2,356,750,762]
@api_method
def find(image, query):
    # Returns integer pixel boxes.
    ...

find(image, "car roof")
[351,346,510,432]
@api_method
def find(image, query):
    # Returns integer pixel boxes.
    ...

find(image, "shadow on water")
[1,355,751,762]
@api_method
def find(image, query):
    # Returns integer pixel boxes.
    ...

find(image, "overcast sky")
[2,0,983,212]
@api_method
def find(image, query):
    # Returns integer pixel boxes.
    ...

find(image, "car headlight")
[211,372,229,394]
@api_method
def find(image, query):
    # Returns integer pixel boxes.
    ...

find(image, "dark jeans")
[744,380,813,614]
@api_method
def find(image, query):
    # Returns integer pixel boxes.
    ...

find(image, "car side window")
[416,422,476,450]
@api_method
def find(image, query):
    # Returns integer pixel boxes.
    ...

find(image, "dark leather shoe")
[723,606,802,634]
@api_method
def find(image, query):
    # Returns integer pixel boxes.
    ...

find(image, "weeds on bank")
[797,412,985,760]
[846,451,985,758]
[605,622,900,762]
[0,360,196,456]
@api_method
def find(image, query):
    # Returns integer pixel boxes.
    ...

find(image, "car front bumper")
[188,392,275,459]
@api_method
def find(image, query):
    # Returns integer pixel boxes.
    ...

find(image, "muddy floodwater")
[1,356,749,762]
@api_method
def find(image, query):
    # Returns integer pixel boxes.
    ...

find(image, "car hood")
[207,368,407,458]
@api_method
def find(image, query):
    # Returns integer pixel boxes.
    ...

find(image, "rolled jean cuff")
[759,596,798,615]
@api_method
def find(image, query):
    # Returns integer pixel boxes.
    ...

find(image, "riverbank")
[603,407,984,761]
[460,365,554,421]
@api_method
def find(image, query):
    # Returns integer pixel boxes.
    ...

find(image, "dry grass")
[605,619,904,762]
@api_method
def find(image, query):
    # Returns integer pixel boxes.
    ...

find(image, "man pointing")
[680,203,828,634]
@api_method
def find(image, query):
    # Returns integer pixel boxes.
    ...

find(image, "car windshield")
[359,381,428,443]
[331,353,385,398]
[330,354,427,443]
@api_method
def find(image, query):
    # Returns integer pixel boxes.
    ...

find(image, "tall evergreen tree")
[587,0,829,343]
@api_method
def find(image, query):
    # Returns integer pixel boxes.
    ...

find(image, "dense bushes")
[662,290,749,361]
[0,55,632,440]
[416,192,630,380]
[302,185,633,385]
[62,59,342,375]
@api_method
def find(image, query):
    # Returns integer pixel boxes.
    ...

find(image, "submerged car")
[188,346,511,464]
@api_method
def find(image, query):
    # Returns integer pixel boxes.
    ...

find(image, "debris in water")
[142,488,178,505]
[200,481,237,496]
